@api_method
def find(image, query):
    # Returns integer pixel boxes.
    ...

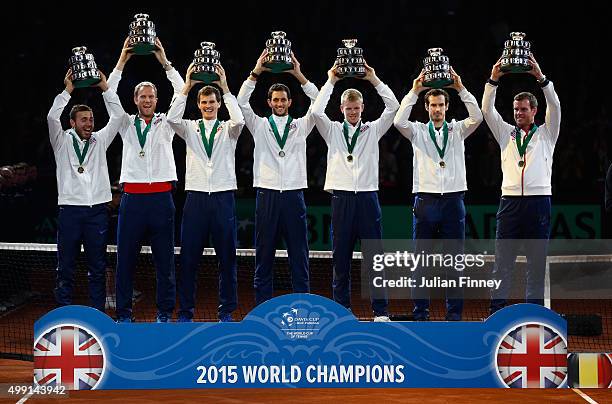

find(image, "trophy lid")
[427,48,444,56]
[134,13,150,20]
[72,46,88,55]
[200,42,216,49]
[271,31,286,39]
[342,39,358,49]
[510,32,526,40]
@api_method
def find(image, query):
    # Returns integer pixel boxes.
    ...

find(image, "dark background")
[1,2,610,242]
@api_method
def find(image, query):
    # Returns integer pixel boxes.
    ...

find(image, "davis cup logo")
[33,324,105,390]
[495,323,567,388]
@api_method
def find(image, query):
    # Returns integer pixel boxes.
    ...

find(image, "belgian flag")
[568,353,612,388]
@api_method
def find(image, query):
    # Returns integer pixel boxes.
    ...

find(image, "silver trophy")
[191,42,220,84]
[423,48,453,88]
[68,47,101,88]
[128,13,157,55]
[263,31,293,73]
[335,39,366,78]
[500,32,532,73]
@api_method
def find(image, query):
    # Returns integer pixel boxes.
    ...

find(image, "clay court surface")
[1,359,611,403]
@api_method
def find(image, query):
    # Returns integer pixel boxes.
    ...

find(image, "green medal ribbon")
[134,115,153,150]
[343,120,362,154]
[427,121,449,159]
[70,131,90,166]
[198,119,221,159]
[268,115,293,150]
[515,124,538,158]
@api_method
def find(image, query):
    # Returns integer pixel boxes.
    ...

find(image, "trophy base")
[73,77,101,88]
[500,64,532,73]
[336,72,367,79]
[191,72,220,84]
[132,42,157,55]
[423,78,454,88]
[264,61,293,73]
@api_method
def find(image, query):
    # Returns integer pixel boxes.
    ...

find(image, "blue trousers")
[490,196,551,314]
[55,204,108,311]
[412,192,465,320]
[116,191,176,319]
[179,191,237,319]
[254,188,310,305]
[331,191,388,316]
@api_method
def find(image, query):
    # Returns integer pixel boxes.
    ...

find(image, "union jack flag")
[33,325,105,390]
[496,323,567,388]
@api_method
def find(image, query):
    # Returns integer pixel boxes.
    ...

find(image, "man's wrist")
[249,70,259,80]
[487,77,499,86]
[162,60,172,71]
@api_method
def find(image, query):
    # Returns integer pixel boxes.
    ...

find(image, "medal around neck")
[128,14,157,55]
[336,39,366,78]
[263,31,293,73]
[500,32,532,73]
[423,48,453,88]
[191,42,220,84]
[68,47,101,88]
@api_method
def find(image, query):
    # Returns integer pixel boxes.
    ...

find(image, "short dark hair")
[69,104,93,121]
[514,92,538,108]
[424,89,449,106]
[197,85,222,103]
[268,83,291,100]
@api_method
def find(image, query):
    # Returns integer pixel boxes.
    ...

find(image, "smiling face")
[134,85,158,119]
[70,110,94,140]
[198,93,220,120]
[267,90,292,117]
[513,99,537,129]
[341,100,364,126]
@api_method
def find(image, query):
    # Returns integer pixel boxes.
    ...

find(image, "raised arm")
[360,63,400,139]
[286,52,319,133]
[236,50,270,132]
[47,70,73,151]
[152,38,184,105]
[528,55,561,143]
[167,63,201,140]
[96,71,125,149]
[481,59,513,143]
[213,64,244,140]
[107,37,133,93]
[447,67,483,139]
[311,64,340,144]
[393,70,426,142]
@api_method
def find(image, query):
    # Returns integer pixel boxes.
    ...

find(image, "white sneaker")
[105,296,116,310]
[373,316,391,322]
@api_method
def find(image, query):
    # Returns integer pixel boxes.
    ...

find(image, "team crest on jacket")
[361,124,370,132]
[495,322,567,388]
[34,324,106,390]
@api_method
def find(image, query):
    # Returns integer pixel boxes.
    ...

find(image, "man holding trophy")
[107,37,185,323]
[167,63,244,322]
[48,69,123,312]
[236,49,318,306]
[482,54,561,314]
[393,67,483,321]
[311,57,399,321]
